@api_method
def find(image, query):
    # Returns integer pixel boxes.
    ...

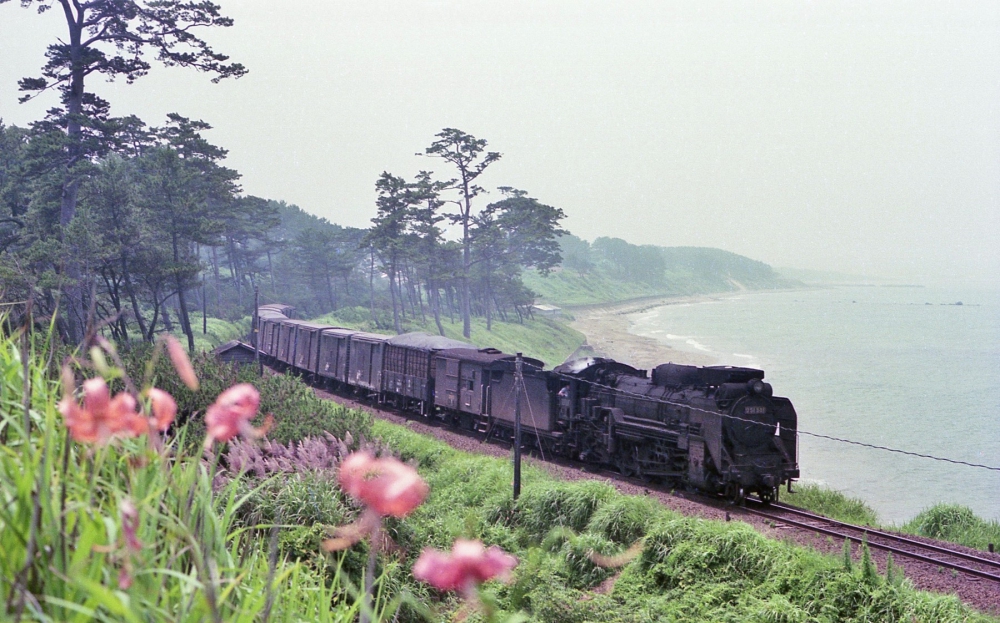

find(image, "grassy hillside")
[169,316,250,353]
[527,240,800,307]
[523,267,670,306]
[312,306,586,368]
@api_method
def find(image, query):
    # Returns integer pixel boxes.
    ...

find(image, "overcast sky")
[2,1,998,284]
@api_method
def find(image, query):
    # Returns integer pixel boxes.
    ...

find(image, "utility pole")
[253,286,262,376]
[513,352,523,499]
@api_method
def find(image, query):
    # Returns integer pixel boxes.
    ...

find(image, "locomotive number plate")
[744,406,768,415]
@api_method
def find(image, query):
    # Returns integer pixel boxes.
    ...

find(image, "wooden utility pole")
[513,352,523,499]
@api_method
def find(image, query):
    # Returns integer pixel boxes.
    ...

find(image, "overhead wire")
[256,310,999,473]
[523,360,1000,473]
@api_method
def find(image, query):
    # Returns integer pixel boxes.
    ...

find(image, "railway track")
[744,500,1000,583]
[322,380,1000,583]
[306,378,1000,610]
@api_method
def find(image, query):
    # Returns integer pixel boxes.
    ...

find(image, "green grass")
[8,325,997,623]
[902,504,1000,552]
[362,418,997,622]
[784,484,1000,555]
[522,268,671,307]
[0,329,377,622]
[783,483,881,526]
[313,307,587,368]
[168,315,251,353]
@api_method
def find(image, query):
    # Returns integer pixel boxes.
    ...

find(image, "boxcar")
[433,348,549,428]
[257,307,290,358]
[276,319,309,366]
[316,328,358,384]
[347,332,388,392]
[293,322,334,374]
[383,333,470,408]
[489,366,555,431]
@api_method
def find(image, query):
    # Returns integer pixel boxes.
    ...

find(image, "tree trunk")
[326,271,336,310]
[369,247,380,329]
[431,285,445,336]
[122,255,149,340]
[485,259,492,332]
[388,262,402,334]
[266,248,276,293]
[161,304,174,332]
[172,232,195,352]
[211,245,221,315]
[56,6,88,345]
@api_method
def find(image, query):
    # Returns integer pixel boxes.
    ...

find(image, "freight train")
[255,304,799,503]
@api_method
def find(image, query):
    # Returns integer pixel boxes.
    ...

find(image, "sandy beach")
[566,295,720,369]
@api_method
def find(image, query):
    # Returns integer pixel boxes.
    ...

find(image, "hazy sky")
[2,1,998,284]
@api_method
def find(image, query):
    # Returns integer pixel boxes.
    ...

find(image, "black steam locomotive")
[255,304,799,502]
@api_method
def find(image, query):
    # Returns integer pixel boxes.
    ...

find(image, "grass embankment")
[784,484,1000,553]
[363,420,994,621]
[3,329,996,622]
[168,316,250,353]
[0,331,375,622]
[313,306,586,368]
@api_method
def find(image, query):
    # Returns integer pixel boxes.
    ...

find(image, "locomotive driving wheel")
[614,442,641,479]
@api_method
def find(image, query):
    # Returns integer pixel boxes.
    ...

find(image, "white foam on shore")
[685,338,712,352]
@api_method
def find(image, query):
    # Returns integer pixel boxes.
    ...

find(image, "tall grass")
[783,483,881,526]
[364,420,997,622]
[0,328,379,622]
[902,504,1000,552]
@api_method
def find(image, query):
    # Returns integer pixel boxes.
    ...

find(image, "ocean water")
[628,286,1000,524]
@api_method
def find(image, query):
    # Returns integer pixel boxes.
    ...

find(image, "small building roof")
[531,304,562,312]
[211,340,257,356]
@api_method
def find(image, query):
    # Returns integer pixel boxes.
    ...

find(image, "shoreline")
[566,293,725,369]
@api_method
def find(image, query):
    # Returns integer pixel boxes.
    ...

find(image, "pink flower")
[146,387,176,431]
[120,499,142,553]
[338,452,429,518]
[413,539,518,592]
[204,383,271,446]
[58,377,148,444]
[165,335,199,390]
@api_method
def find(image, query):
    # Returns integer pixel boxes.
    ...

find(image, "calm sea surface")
[628,285,1000,524]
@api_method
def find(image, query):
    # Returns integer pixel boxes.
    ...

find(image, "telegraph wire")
[522,361,1000,474]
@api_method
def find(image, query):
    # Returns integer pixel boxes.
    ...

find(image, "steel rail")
[744,502,1000,583]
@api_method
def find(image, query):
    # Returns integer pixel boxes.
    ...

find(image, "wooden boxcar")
[316,328,358,384]
[383,333,470,407]
[257,307,291,357]
[347,332,388,392]
[433,348,549,428]
[293,322,334,373]
[276,319,309,366]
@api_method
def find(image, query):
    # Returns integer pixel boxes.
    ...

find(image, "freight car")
[254,305,798,503]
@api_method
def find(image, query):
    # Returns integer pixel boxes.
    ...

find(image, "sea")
[627,285,1000,525]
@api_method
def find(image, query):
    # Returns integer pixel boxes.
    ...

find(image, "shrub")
[514,480,616,540]
[783,483,880,526]
[586,495,665,544]
[903,504,1000,552]
[118,343,372,447]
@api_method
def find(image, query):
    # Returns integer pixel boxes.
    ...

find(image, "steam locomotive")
[255,304,799,503]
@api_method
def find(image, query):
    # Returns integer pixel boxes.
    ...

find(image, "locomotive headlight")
[748,380,773,397]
